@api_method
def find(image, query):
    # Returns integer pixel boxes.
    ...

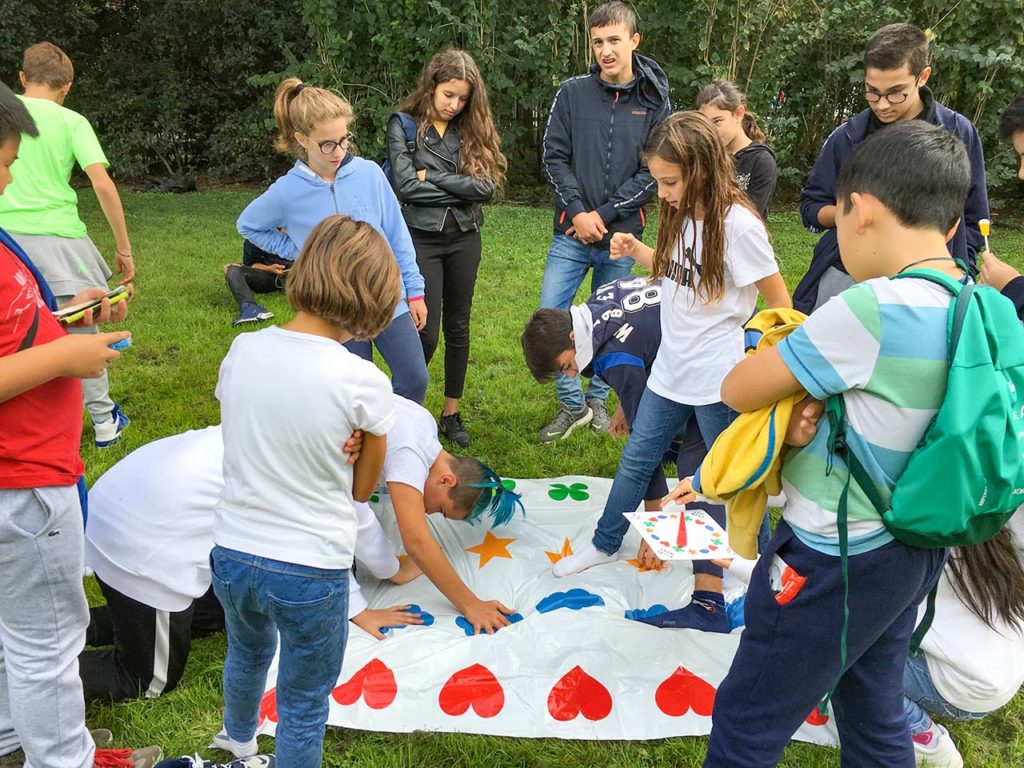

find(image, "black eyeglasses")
[864,71,924,105]
[315,134,355,154]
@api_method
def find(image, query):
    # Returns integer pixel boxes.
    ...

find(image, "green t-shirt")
[0,95,108,238]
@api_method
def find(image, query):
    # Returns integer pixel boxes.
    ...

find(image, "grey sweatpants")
[0,486,93,768]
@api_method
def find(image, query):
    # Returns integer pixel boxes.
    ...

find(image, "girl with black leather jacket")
[386,49,507,447]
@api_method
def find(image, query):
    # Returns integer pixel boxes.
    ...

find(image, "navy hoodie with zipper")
[794,88,989,313]
[542,53,670,248]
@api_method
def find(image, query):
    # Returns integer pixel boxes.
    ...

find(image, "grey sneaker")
[539,404,593,443]
[587,398,611,433]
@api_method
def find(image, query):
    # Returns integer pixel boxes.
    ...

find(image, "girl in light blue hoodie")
[236,77,428,403]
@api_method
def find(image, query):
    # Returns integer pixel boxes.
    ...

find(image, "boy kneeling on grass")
[670,121,966,767]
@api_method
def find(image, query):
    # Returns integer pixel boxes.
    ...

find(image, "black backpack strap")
[910,584,938,654]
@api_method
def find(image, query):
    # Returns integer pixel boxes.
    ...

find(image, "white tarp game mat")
[255,476,838,744]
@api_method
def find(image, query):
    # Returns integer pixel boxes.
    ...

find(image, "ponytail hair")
[273,77,354,156]
[645,111,759,305]
[947,528,1024,632]
[697,80,766,144]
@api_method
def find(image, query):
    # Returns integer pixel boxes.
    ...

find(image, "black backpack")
[381,112,417,188]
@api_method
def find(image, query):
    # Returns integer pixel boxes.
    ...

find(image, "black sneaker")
[439,412,471,448]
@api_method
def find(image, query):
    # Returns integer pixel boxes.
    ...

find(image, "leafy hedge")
[3,0,1022,202]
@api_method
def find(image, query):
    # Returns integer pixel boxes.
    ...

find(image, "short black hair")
[0,80,38,144]
[1000,91,1024,141]
[589,2,637,36]
[835,121,970,234]
[864,23,929,74]
[521,308,573,382]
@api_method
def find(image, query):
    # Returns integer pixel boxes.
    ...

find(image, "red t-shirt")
[0,241,84,488]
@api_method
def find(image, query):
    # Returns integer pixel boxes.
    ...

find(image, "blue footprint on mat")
[455,613,524,636]
[535,588,605,614]
[624,604,669,622]
[380,604,435,634]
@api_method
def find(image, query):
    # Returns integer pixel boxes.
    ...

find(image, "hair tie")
[293,83,305,96]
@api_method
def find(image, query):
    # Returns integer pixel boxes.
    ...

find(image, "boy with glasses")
[793,23,989,313]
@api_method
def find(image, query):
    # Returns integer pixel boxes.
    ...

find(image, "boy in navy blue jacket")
[536,1,669,443]
[794,23,989,313]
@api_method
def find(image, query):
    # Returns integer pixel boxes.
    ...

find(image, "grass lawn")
[78,192,1024,766]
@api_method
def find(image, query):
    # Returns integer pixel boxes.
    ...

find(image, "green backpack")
[820,268,1024,706]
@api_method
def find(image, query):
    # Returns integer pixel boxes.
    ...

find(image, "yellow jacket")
[691,308,808,558]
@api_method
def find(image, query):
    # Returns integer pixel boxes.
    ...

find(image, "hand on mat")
[662,477,697,508]
[56,331,131,378]
[409,297,428,331]
[636,540,666,571]
[567,210,607,244]
[343,429,363,464]
[352,605,425,640]
[609,404,629,439]
[978,250,1020,292]
[390,555,422,585]
[462,599,515,635]
[610,232,636,260]
[711,558,733,569]
[785,396,824,447]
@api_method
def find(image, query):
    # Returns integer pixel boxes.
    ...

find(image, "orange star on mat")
[625,558,667,573]
[466,531,517,568]
[545,537,574,565]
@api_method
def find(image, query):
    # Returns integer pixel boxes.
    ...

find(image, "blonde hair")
[22,42,73,89]
[399,50,507,187]
[286,215,401,339]
[273,77,354,156]
[646,111,760,304]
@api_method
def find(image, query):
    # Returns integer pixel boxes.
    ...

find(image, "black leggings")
[412,218,482,400]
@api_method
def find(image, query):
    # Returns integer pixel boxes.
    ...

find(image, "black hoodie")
[733,142,777,220]
[541,53,670,247]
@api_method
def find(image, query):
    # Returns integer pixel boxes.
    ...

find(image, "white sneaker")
[208,731,258,759]
[912,721,964,768]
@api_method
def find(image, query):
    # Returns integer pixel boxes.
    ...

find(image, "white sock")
[552,541,617,577]
[209,729,258,758]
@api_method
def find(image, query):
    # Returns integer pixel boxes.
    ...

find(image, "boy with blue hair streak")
[670,121,962,766]
[383,395,524,636]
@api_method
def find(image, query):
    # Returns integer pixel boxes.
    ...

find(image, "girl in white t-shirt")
[208,215,401,767]
[553,111,790,635]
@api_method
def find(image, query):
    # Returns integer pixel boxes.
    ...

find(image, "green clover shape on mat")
[501,479,517,491]
[548,482,590,501]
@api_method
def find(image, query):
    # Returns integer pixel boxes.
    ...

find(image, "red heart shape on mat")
[438,663,505,718]
[547,665,612,721]
[258,688,277,725]
[805,706,830,726]
[655,666,716,717]
[332,658,397,710]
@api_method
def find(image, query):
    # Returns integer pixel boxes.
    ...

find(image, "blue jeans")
[539,235,634,410]
[344,310,428,404]
[210,546,349,768]
[592,387,736,580]
[903,650,988,735]
[704,523,946,767]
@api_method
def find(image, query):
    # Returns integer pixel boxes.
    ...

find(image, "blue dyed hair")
[450,456,524,527]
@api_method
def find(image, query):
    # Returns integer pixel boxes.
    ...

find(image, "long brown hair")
[647,111,760,304]
[399,50,507,187]
[947,528,1024,632]
[697,79,767,144]
[273,77,353,156]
